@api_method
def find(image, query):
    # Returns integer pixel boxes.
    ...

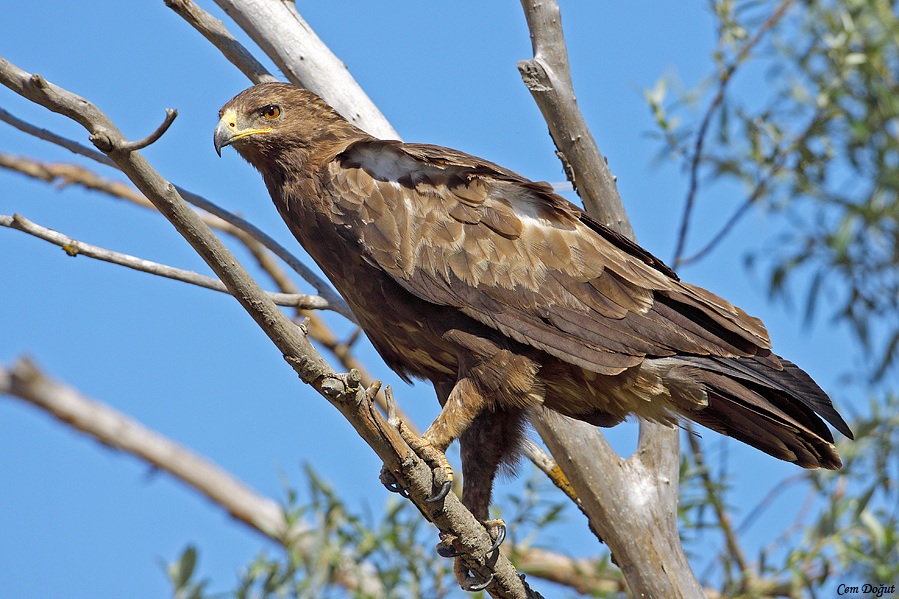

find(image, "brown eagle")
[214,82,851,538]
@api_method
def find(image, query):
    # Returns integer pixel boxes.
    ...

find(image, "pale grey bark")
[517,2,702,597]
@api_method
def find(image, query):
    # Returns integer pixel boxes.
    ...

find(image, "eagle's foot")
[436,518,505,559]
[379,467,409,497]
[454,558,494,592]
[397,421,454,503]
[436,534,463,558]
[483,518,507,555]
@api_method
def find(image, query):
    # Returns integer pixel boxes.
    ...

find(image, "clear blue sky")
[0,2,861,597]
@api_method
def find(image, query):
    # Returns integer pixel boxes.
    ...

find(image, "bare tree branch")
[1,357,658,597]
[117,108,178,152]
[0,58,534,599]
[0,105,114,165]
[0,213,330,310]
[516,0,631,237]
[0,357,387,598]
[517,2,703,597]
[0,151,417,432]
[164,0,278,85]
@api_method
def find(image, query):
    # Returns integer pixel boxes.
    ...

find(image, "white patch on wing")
[354,145,445,184]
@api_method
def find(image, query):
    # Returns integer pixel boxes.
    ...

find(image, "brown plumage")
[214,82,852,526]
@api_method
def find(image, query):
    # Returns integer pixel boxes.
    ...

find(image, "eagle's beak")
[214,109,272,157]
[213,117,234,157]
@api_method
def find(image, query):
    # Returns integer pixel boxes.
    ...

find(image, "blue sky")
[0,2,861,597]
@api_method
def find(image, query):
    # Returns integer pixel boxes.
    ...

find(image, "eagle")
[214,81,851,551]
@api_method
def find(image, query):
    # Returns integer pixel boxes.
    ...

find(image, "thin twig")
[0,106,114,166]
[672,0,798,266]
[678,109,824,267]
[684,426,751,586]
[118,108,178,152]
[1,213,330,310]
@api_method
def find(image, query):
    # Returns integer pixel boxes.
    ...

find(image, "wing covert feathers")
[328,139,773,374]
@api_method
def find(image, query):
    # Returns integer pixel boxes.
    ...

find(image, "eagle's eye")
[261,105,281,120]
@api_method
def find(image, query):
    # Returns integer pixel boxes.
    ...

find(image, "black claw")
[425,479,452,503]
[487,522,506,555]
[379,469,409,497]
[436,543,464,558]
[463,573,494,592]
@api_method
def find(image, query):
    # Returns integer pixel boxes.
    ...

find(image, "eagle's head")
[214,82,357,166]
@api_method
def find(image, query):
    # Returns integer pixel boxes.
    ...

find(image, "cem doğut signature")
[836,583,896,597]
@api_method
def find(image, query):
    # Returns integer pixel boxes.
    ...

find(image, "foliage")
[648,0,899,379]
[164,467,585,599]
[647,0,899,596]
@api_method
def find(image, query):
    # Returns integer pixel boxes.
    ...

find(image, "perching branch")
[0,58,533,599]
[0,358,386,598]
[0,213,330,310]
[0,357,636,597]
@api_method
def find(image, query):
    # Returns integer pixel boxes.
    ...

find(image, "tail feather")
[672,355,851,470]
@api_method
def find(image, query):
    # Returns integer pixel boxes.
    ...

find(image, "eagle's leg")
[399,376,491,503]
[444,407,526,588]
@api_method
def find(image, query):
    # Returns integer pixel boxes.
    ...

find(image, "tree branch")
[0,150,418,435]
[516,0,631,237]
[0,58,532,599]
[0,105,114,165]
[0,213,329,310]
[117,108,178,152]
[517,2,702,596]
[672,0,798,267]
[0,110,355,320]
[164,0,278,85]
[0,357,386,598]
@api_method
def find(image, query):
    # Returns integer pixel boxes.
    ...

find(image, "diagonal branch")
[0,151,415,430]
[0,57,533,599]
[517,2,701,597]
[0,109,355,320]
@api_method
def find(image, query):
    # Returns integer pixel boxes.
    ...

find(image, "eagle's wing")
[324,139,777,377]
